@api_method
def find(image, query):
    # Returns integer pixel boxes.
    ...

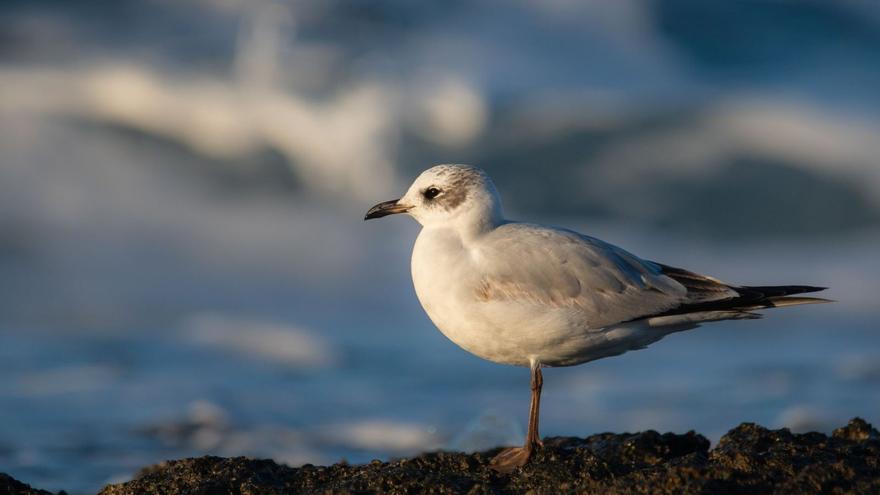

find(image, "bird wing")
[472,223,706,328]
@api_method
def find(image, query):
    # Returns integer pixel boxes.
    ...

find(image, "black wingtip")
[799,285,828,292]
[738,285,828,297]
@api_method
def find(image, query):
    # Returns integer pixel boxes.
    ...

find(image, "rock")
[833,418,880,442]
[98,418,880,495]
[0,473,58,495]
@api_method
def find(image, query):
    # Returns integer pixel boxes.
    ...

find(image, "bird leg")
[527,365,544,448]
[490,364,543,472]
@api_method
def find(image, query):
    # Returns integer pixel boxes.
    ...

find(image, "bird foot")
[489,446,533,473]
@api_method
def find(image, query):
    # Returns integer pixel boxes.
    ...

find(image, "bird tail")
[728,284,831,311]
[643,284,831,330]
[649,264,832,318]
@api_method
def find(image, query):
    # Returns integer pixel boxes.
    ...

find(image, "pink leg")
[490,363,543,472]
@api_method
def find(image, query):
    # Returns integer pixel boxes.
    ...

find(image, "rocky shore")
[3,418,878,494]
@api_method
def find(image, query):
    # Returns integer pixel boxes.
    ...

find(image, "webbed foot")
[489,445,533,473]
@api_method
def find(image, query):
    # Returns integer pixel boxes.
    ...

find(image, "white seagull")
[364,164,828,472]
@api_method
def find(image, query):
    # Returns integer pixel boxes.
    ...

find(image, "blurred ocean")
[1,1,879,493]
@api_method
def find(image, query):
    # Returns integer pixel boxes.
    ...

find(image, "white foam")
[322,420,441,453]
[185,313,338,368]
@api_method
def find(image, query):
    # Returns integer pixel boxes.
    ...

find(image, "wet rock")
[98,418,880,494]
[0,473,57,495]
[833,417,880,442]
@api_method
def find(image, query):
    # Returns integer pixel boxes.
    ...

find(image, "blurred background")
[1,0,879,492]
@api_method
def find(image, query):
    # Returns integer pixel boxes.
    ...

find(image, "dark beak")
[364,199,411,220]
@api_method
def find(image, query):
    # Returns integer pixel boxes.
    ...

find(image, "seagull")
[364,164,828,472]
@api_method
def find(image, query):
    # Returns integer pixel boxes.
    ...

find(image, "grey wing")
[473,223,695,328]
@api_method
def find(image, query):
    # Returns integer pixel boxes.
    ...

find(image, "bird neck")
[448,203,504,243]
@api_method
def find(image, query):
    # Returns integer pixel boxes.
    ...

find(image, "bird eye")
[423,187,441,200]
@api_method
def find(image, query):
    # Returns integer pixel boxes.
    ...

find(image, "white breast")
[411,228,567,367]
[411,228,470,340]
[411,227,509,361]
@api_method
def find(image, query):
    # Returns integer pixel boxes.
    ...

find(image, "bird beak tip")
[364,199,409,221]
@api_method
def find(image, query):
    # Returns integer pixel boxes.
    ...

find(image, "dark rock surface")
[7,418,878,494]
[0,473,57,495]
[96,418,880,495]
